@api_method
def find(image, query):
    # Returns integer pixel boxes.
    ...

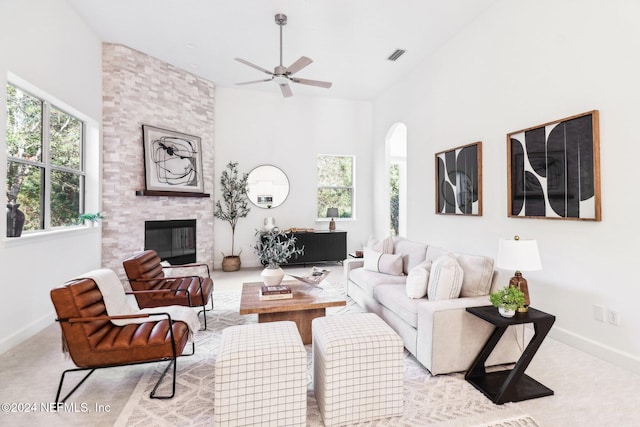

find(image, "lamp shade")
[326,208,339,218]
[496,237,541,271]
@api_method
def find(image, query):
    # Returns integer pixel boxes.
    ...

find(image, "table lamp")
[326,208,338,231]
[496,235,541,312]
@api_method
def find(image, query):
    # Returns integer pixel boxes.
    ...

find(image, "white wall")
[373,0,640,372]
[0,0,102,353]
[214,87,373,268]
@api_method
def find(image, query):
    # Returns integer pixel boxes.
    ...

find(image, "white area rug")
[115,287,538,426]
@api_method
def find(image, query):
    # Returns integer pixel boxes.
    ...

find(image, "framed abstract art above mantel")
[507,110,601,221]
[435,141,482,216]
[142,125,204,194]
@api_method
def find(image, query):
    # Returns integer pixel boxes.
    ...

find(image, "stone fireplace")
[101,43,215,278]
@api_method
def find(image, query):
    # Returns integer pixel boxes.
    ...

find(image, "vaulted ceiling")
[67,0,498,100]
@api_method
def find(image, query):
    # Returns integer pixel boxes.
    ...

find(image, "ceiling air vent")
[387,49,406,61]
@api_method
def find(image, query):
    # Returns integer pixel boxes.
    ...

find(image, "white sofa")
[344,237,524,375]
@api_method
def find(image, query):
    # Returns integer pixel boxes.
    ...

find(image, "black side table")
[465,306,555,404]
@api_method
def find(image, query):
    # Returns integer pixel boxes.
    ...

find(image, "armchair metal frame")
[126,274,212,329]
[124,257,214,329]
[54,311,195,404]
[163,262,214,328]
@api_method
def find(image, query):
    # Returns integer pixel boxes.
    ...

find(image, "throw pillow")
[456,254,495,297]
[370,236,394,254]
[406,259,432,299]
[427,254,464,300]
[363,247,403,276]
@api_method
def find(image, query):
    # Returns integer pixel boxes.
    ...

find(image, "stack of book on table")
[260,285,293,300]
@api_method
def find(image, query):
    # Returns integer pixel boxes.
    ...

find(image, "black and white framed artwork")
[142,125,204,193]
[435,142,482,216]
[507,110,601,221]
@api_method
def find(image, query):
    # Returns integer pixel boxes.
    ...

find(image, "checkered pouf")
[312,313,404,426]
[214,321,307,426]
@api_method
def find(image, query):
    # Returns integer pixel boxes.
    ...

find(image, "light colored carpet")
[473,415,539,427]
[114,287,536,426]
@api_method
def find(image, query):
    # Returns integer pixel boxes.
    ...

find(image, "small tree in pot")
[214,161,250,271]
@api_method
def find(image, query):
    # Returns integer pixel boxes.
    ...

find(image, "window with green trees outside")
[6,83,85,233]
[317,155,354,219]
[390,163,399,236]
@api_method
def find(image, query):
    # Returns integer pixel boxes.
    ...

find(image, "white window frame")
[6,77,88,234]
[316,154,356,221]
[386,123,407,237]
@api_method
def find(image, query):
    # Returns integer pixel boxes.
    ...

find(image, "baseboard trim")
[549,326,640,375]
[0,311,55,355]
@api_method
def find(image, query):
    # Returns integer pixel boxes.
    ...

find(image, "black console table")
[465,306,555,404]
[286,230,347,265]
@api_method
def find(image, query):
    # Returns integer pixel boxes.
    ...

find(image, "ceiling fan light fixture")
[387,49,406,61]
[233,12,332,97]
[273,75,289,85]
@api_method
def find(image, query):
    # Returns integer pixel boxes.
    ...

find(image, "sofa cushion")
[349,267,407,298]
[371,236,394,254]
[405,259,432,299]
[427,255,463,300]
[373,284,421,328]
[456,253,494,297]
[394,238,428,274]
[363,247,403,276]
[425,246,494,297]
[425,245,449,262]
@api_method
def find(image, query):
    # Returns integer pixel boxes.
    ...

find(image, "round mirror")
[246,165,290,209]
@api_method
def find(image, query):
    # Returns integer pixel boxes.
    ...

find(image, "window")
[6,83,85,234]
[389,163,400,235]
[317,155,355,219]
[386,123,407,236]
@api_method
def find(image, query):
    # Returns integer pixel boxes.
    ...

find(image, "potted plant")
[214,162,251,272]
[489,286,526,317]
[253,229,304,286]
[78,212,104,226]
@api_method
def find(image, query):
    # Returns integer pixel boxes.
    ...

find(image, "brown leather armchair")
[122,250,214,329]
[50,277,192,404]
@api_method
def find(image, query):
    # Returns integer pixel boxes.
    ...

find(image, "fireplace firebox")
[144,219,196,265]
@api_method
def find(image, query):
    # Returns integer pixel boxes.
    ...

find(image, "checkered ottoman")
[312,313,404,426]
[214,321,307,426]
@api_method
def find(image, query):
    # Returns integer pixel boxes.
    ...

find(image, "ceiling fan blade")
[286,56,313,75]
[291,77,333,88]
[279,82,293,98]
[234,58,273,76]
[235,79,272,85]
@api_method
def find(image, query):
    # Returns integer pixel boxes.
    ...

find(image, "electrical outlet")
[593,304,605,322]
[606,309,620,326]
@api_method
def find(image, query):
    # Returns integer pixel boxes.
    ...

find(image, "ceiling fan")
[235,13,332,98]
